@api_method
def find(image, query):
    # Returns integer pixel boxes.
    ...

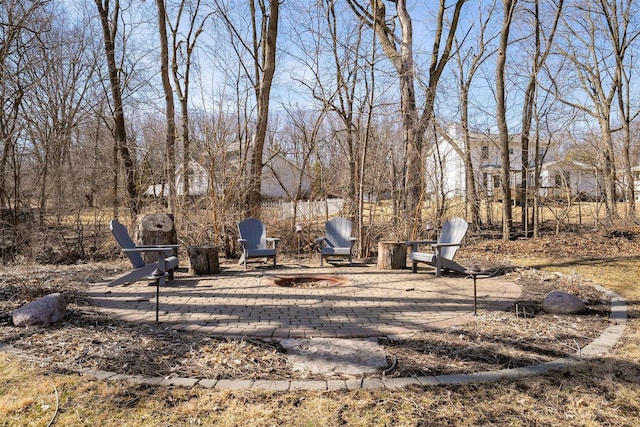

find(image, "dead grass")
[1,228,640,426]
[2,351,639,426]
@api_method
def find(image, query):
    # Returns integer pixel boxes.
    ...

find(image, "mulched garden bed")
[0,259,612,381]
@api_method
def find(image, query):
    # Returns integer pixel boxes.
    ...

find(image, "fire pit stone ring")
[261,274,353,288]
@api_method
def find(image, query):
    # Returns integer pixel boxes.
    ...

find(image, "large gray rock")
[542,290,587,314]
[13,293,67,326]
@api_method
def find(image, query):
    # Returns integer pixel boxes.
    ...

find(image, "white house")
[425,124,601,201]
[144,160,212,197]
[425,124,523,199]
[537,160,601,200]
[260,153,313,200]
[145,152,312,201]
[632,166,640,201]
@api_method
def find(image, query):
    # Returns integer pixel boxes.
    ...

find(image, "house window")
[509,148,514,155]
[481,146,489,160]
[555,172,570,187]
[493,175,500,188]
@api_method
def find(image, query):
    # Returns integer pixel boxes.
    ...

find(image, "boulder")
[542,290,587,315]
[12,293,67,326]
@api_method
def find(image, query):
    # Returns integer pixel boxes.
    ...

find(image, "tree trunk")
[376,241,407,270]
[600,126,617,221]
[95,0,139,217]
[156,0,177,213]
[496,0,516,240]
[520,0,563,236]
[137,213,178,264]
[247,0,279,218]
[461,101,480,228]
[187,245,219,275]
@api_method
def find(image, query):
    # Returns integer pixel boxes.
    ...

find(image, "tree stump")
[136,214,178,264]
[187,245,220,275]
[376,241,407,270]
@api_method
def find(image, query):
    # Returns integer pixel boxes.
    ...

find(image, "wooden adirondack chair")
[406,217,468,277]
[109,219,180,321]
[237,218,280,269]
[316,217,356,266]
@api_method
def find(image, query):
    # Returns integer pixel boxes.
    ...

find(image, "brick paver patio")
[89,261,522,338]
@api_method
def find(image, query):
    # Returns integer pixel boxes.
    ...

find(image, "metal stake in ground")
[150,268,167,322]
[465,268,491,315]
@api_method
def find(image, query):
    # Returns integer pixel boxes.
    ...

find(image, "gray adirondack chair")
[109,219,180,321]
[316,217,356,266]
[406,217,468,277]
[237,218,280,269]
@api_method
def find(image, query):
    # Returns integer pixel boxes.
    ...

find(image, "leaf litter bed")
[0,259,613,382]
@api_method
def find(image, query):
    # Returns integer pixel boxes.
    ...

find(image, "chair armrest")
[136,244,181,249]
[267,237,280,248]
[431,242,463,248]
[238,238,248,245]
[122,247,176,255]
[406,240,436,251]
[315,237,327,245]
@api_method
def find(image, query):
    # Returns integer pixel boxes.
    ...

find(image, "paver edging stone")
[0,286,627,391]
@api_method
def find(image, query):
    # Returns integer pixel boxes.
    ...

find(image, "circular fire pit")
[262,274,352,288]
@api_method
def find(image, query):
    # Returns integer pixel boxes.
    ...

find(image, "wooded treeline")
[2,0,640,260]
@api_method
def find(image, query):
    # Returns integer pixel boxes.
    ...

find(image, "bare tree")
[156,0,177,213]
[357,2,378,257]
[496,0,517,240]
[346,0,466,235]
[553,1,635,223]
[269,107,326,228]
[601,0,640,220]
[0,1,49,213]
[451,0,499,228]
[23,10,98,217]
[290,0,371,221]
[213,0,281,217]
[167,0,213,202]
[518,0,563,235]
[95,0,139,218]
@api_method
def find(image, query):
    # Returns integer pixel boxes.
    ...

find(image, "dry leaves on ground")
[382,267,610,378]
[0,249,613,381]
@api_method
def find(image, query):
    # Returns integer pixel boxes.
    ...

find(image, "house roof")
[540,160,595,170]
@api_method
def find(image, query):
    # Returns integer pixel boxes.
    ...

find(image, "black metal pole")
[473,275,478,315]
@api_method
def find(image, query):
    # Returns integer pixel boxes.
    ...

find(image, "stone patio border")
[0,285,626,391]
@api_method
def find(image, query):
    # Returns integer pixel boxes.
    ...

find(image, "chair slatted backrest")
[238,218,267,250]
[325,217,352,248]
[110,219,145,269]
[438,217,468,260]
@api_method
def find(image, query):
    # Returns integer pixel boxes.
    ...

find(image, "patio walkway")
[89,261,522,338]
